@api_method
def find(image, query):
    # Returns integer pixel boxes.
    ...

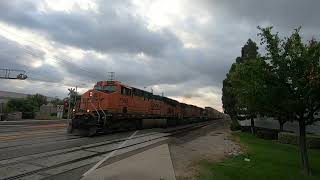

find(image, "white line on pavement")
[82,130,139,177]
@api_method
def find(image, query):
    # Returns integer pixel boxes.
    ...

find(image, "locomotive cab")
[94,81,117,93]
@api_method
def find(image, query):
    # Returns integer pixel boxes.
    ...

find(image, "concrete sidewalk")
[82,144,176,180]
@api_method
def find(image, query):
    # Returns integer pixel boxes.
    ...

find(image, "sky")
[0,0,319,111]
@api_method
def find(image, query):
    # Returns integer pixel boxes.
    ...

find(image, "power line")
[28,76,91,88]
[0,36,101,81]
[0,51,94,88]
[0,27,104,80]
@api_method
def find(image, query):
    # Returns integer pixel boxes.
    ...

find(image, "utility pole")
[68,98,71,119]
[0,69,27,80]
[67,88,76,119]
[74,86,78,111]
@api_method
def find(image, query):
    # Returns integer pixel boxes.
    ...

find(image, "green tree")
[258,26,320,175]
[6,98,37,119]
[236,39,259,63]
[222,39,260,132]
[229,58,271,133]
[222,64,237,118]
[50,98,64,106]
[27,94,47,110]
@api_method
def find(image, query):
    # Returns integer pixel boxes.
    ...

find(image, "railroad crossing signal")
[64,101,69,108]
[0,69,28,80]
[57,105,64,119]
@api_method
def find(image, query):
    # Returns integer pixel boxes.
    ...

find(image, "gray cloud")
[0,0,182,57]
[0,36,65,83]
[200,0,320,36]
[0,0,320,110]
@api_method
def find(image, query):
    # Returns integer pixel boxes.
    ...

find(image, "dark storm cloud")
[201,0,320,34]
[0,0,182,56]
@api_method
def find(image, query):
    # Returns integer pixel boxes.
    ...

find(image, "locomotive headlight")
[89,91,93,97]
[72,109,76,112]
[86,109,90,113]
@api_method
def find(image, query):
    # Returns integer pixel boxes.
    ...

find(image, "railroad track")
[0,133,85,150]
[0,120,220,180]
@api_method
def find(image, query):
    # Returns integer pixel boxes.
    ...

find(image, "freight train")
[68,80,223,136]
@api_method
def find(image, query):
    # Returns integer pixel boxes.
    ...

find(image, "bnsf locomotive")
[68,80,222,136]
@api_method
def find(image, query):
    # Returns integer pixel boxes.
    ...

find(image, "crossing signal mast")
[0,69,28,80]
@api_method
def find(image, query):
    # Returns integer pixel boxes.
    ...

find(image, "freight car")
[204,107,223,120]
[68,80,221,136]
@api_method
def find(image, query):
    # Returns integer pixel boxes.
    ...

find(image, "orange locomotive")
[68,80,219,136]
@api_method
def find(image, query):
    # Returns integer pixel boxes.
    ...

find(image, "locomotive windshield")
[94,85,116,93]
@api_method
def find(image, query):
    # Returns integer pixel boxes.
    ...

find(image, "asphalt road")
[0,119,223,180]
[239,118,320,135]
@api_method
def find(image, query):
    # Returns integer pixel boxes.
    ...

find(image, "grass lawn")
[199,132,320,180]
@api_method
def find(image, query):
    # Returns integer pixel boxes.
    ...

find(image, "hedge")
[240,126,280,139]
[278,132,320,149]
[256,129,279,140]
[241,126,254,133]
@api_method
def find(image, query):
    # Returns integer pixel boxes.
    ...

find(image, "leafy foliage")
[6,93,48,119]
[50,98,64,106]
[256,27,320,174]
[222,26,320,174]
[27,94,47,110]
[6,98,36,113]
[229,58,271,117]
[222,39,259,119]
[222,39,260,132]
[258,26,320,124]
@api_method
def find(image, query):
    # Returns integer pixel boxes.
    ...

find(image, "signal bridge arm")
[0,69,28,80]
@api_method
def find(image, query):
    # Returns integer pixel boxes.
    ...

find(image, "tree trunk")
[279,120,285,131]
[280,122,284,131]
[250,116,255,134]
[298,120,311,175]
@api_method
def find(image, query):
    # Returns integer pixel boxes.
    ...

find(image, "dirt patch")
[169,119,241,179]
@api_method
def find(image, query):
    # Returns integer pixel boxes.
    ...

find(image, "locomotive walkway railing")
[78,98,106,123]
[89,100,101,123]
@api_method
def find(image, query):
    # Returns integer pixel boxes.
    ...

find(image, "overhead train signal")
[0,68,28,80]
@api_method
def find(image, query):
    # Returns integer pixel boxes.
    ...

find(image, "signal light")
[64,101,69,108]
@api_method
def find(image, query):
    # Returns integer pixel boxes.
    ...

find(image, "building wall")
[0,91,29,114]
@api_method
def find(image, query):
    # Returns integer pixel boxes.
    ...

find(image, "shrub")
[256,129,278,140]
[22,112,35,119]
[240,126,252,133]
[278,132,320,149]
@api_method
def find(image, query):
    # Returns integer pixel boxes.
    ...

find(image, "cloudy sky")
[0,0,319,111]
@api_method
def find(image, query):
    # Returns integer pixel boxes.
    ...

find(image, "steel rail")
[1,121,218,180]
